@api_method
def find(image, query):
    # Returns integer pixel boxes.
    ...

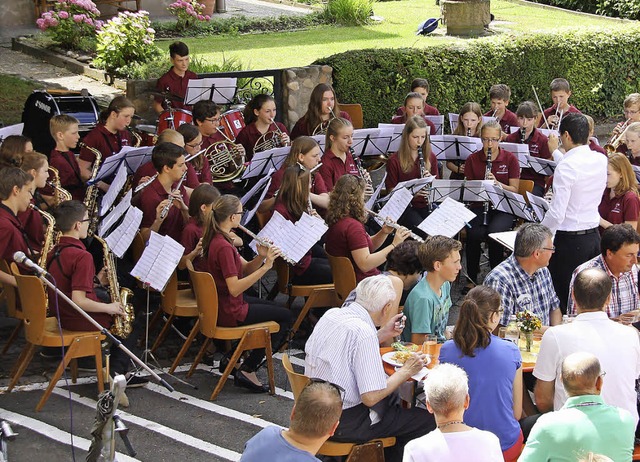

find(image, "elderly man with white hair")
[403,364,503,462]
[305,275,436,462]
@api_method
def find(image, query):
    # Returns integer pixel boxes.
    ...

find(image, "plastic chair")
[186,261,280,400]
[273,258,338,351]
[326,252,357,303]
[0,259,22,355]
[281,353,395,459]
[340,103,364,129]
[8,263,105,411]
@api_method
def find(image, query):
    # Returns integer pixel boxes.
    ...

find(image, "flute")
[159,171,187,219]
[134,148,206,194]
[236,223,296,265]
[365,208,425,243]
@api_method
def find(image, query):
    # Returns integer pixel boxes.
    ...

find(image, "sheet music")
[120,146,154,174]
[509,126,520,134]
[374,187,414,226]
[0,123,24,143]
[538,128,560,139]
[377,123,404,153]
[489,230,517,251]
[498,143,530,168]
[91,149,126,184]
[431,135,482,161]
[524,155,557,176]
[100,162,129,216]
[241,146,289,180]
[366,172,387,209]
[240,169,274,205]
[485,184,532,221]
[425,115,444,135]
[390,177,434,195]
[526,191,549,222]
[448,114,495,132]
[130,231,184,291]
[351,128,394,157]
[185,77,237,105]
[242,176,272,226]
[98,189,132,237]
[428,179,492,203]
[418,197,476,237]
[105,206,143,258]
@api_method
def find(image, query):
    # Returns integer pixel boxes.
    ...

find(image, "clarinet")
[483,147,493,226]
[520,127,526,144]
[466,127,471,137]
[418,146,426,178]
[352,147,373,195]
[159,171,187,219]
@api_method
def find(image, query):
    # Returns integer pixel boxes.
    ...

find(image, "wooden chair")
[186,261,280,400]
[281,353,395,459]
[633,442,640,461]
[273,258,339,351]
[8,263,105,411]
[1,259,22,355]
[326,252,357,303]
[518,179,535,204]
[340,104,364,129]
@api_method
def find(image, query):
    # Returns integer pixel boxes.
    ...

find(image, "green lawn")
[0,75,44,125]
[157,0,626,70]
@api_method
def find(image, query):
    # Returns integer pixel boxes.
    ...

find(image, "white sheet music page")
[291,213,328,262]
[105,206,143,258]
[526,191,549,222]
[130,232,184,291]
[240,168,274,206]
[366,172,387,209]
[242,175,273,226]
[250,211,294,255]
[489,230,517,251]
[98,189,132,237]
[121,146,154,174]
[375,187,413,226]
[390,177,434,194]
[100,162,129,216]
[418,197,476,238]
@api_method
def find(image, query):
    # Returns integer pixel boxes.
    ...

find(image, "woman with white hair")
[403,363,503,462]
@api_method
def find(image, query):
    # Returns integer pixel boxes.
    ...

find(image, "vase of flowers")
[516,310,541,352]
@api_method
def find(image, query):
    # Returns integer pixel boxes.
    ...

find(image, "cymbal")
[141,90,184,103]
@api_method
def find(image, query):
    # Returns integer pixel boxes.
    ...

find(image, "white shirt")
[402,428,503,462]
[533,311,640,423]
[304,302,388,410]
[540,144,607,233]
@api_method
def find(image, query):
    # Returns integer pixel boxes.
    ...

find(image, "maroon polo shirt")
[318,149,360,192]
[155,68,198,111]
[599,189,640,228]
[484,108,518,134]
[206,233,247,327]
[138,178,189,242]
[79,124,132,164]
[46,236,110,331]
[396,104,440,117]
[184,158,212,188]
[16,199,44,254]
[265,166,328,200]
[505,128,551,188]
[385,151,439,209]
[390,114,437,136]
[589,139,607,156]
[538,104,581,128]
[0,203,31,263]
[325,217,380,282]
[464,148,520,186]
[180,216,206,272]
[49,149,86,201]
[236,122,289,162]
[290,111,352,140]
[132,161,158,192]
[273,201,311,275]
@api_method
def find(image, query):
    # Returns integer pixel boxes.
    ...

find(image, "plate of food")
[383,343,429,368]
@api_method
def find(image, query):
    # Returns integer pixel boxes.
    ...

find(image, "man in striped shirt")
[305,275,436,462]
[567,224,640,319]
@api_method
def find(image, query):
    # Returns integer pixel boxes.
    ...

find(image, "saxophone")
[47,166,72,206]
[29,204,59,269]
[94,235,135,338]
[80,142,102,238]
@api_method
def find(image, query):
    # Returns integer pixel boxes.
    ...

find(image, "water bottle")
[505,315,520,345]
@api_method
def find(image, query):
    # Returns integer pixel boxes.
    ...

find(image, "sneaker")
[125,374,148,388]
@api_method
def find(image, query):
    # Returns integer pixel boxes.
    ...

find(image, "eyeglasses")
[308,378,345,399]
[80,218,91,223]
[599,371,607,378]
[205,117,221,123]
[623,109,640,115]
[187,141,203,148]
[541,246,556,253]
[232,209,245,216]
[481,138,500,143]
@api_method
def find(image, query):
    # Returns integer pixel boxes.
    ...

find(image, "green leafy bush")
[528,0,640,19]
[322,0,374,25]
[315,27,640,127]
[36,0,101,51]
[94,11,163,77]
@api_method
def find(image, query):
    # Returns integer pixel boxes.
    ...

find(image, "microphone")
[13,251,50,277]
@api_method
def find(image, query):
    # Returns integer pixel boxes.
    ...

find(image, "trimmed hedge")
[315,27,640,128]
[528,0,640,20]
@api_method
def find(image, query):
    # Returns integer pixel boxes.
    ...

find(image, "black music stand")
[240,176,273,227]
[526,191,549,222]
[241,146,289,180]
[121,146,154,175]
[351,128,394,160]
[524,155,557,176]
[185,78,237,106]
[425,115,445,135]
[428,179,490,205]
[432,135,481,168]
[377,123,404,153]
[485,184,533,221]
[365,172,387,210]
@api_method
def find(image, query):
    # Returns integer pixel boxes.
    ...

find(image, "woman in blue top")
[439,286,524,462]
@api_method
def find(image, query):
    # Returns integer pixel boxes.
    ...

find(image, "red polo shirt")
[318,149,360,191]
[290,111,352,139]
[484,109,518,134]
[325,217,380,282]
[184,159,212,188]
[49,149,85,201]
[46,236,110,331]
[538,105,581,128]
[138,178,189,242]
[16,200,44,254]
[0,203,31,263]
[180,216,206,272]
[206,233,248,327]
[599,189,640,227]
[265,166,328,199]
[155,68,198,111]
[390,114,436,136]
[236,122,289,162]
[589,139,607,156]
[385,151,439,209]
[505,128,551,187]
[79,124,132,164]
[464,148,520,185]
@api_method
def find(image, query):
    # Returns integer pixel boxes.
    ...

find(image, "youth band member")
[180,184,220,272]
[260,136,329,213]
[390,92,437,135]
[290,83,352,139]
[153,41,198,114]
[132,129,185,189]
[611,93,640,154]
[599,153,640,231]
[16,152,49,254]
[0,135,33,164]
[621,122,640,166]
[464,120,519,289]
[203,194,292,393]
[585,114,607,156]
[318,117,360,191]
[273,166,332,284]
[538,78,581,129]
[78,96,134,192]
[178,123,211,187]
[505,101,552,196]
[49,115,85,201]
[385,116,438,232]
[193,100,225,149]
[236,94,289,161]
[325,174,409,283]
[395,77,439,116]
[447,102,483,180]
[484,84,518,136]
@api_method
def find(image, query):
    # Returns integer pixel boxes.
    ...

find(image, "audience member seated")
[484,223,561,329]
[521,353,635,461]
[305,275,436,462]
[403,363,503,462]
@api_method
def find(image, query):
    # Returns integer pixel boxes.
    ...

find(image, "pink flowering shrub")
[168,0,211,30]
[36,0,102,50]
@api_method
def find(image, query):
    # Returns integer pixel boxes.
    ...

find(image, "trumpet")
[604,118,631,155]
[236,223,296,265]
[365,208,424,243]
[551,107,564,131]
[159,171,187,220]
[483,148,493,226]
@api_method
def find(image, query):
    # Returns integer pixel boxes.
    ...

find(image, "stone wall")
[282,65,333,130]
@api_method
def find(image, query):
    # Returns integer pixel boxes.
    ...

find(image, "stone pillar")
[0,0,37,38]
[282,65,333,130]
[441,0,490,37]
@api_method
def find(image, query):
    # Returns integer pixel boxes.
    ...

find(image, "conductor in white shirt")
[540,113,607,314]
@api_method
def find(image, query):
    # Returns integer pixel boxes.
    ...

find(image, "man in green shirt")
[519,352,635,461]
